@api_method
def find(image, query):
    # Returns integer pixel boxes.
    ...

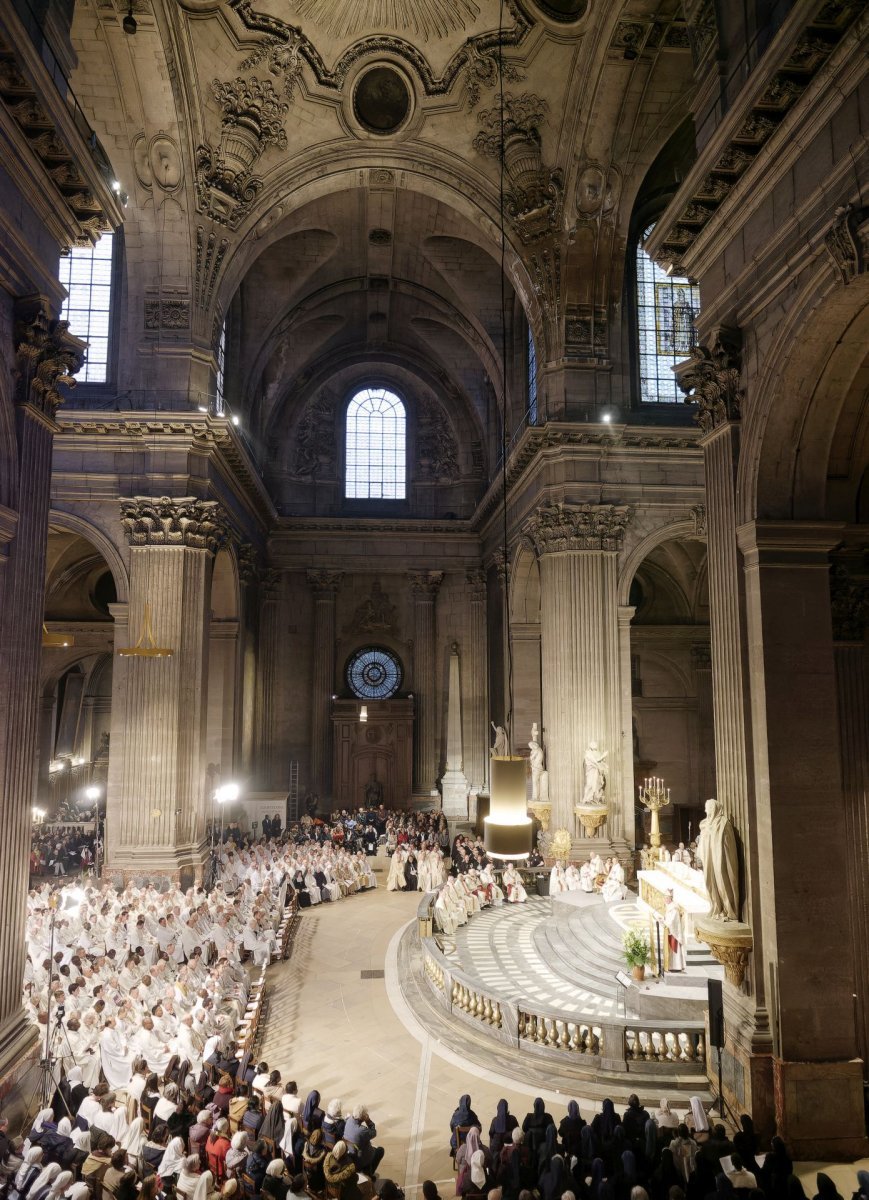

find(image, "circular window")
[346,647,403,699]
[353,66,411,134]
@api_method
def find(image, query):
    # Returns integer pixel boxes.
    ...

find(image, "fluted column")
[524,504,629,838]
[409,571,443,793]
[254,568,282,788]
[106,497,229,880]
[691,642,715,801]
[830,564,869,1075]
[236,548,259,780]
[0,298,83,1071]
[306,570,342,797]
[465,570,489,794]
[617,605,636,847]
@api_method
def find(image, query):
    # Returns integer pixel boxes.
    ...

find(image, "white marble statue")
[490,722,509,757]
[581,740,608,806]
[528,737,545,801]
[697,798,739,921]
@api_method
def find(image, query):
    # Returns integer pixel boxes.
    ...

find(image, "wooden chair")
[240,1174,260,1200]
[452,1126,473,1172]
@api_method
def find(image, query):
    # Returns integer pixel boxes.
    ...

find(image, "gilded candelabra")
[638,776,670,864]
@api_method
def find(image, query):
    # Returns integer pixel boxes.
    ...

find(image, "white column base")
[440,769,470,819]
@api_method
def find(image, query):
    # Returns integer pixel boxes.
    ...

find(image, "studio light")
[85,785,101,802]
[484,756,532,860]
[215,782,240,804]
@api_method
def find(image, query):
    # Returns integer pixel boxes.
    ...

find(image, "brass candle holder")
[638,776,670,864]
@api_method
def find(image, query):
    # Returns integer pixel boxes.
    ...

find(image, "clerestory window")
[57,232,114,383]
[345,387,406,500]
[636,222,700,403]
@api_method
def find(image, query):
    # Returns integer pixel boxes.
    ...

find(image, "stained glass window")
[345,387,406,499]
[527,325,538,425]
[215,320,226,415]
[346,646,402,699]
[57,232,114,383]
[636,222,700,403]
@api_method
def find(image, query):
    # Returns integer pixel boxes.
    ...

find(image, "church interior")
[1,0,868,1189]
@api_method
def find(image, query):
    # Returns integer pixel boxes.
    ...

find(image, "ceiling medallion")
[292,0,480,39]
[353,66,411,134]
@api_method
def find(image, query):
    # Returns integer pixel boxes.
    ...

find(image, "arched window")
[345,387,406,499]
[636,222,700,403]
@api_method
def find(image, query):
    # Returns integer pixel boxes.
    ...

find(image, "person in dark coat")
[489,1100,519,1159]
[521,1098,555,1160]
[449,1095,480,1156]
[559,1101,586,1160]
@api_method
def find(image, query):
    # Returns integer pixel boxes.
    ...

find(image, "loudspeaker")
[707,978,725,1049]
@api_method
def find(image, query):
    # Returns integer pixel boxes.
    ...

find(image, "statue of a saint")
[697,798,739,921]
[528,737,545,802]
[363,773,383,807]
[490,722,509,757]
[581,741,608,806]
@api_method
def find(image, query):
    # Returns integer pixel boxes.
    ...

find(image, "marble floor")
[257,873,869,1198]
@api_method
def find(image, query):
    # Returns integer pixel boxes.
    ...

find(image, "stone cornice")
[120,496,232,554]
[54,410,276,531]
[473,422,702,530]
[645,0,866,277]
[523,502,632,554]
[0,12,124,246]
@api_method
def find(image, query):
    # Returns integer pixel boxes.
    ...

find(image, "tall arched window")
[345,387,406,499]
[636,222,700,403]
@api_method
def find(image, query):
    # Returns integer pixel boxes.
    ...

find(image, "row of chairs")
[272,897,300,964]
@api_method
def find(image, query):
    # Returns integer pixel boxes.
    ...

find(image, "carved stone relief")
[196,76,289,228]
[524,502,632,554]
[294,387,337,477]
[14,298,85,416]
[824,204,868,286]
[416,396,459,480]
[473,93,563,244]
[346,580,398,635]
[120,496,231,554]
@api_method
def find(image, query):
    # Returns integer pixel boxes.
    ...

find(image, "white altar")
[637,859,710,939]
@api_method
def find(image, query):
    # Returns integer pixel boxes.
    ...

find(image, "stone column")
[524,504,630,839]
[306,570,342,797]
[0,298,83,1071]
[254,568,282,788]
[677,330,774,1125]
[738,520,865,1157]
[617,605,636,848]
[409,570,443,793]
[105,497,229,881]
[464,570,489,794]
[236,548,259,779]
[440,644,469,817]
[830,564,869,1076]
[36,693,56,808]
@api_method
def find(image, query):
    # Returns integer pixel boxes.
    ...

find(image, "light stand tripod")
[21,893,77,1128]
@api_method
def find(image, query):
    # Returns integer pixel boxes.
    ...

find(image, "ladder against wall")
[287,760,300,822]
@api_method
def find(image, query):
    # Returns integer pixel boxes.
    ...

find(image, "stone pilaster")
[691,642,715,801]
[440,644,469,817]
[0,298,83,1071]
[254,568,282,788]
[617,605,636,847]
[236,546,259,780]
[465,570,489,794]
[524,503,630,837]
[738,521,866,1158]
[830,562,869,1075]
[106,497,230,880]
[306,570,342,797]
[409,570,443,793]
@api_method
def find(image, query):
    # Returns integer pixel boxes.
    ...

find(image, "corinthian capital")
[306,569,343,596]
[120,496,231,554]
[675,327,744,434]
[409,570,444,598]
[524,502,631,554]
[14,296,85,417]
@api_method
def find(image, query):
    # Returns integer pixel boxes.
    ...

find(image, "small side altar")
[637,859,710,939]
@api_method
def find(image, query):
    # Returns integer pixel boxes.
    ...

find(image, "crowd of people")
[30,828,98,879]
[445,1092,866,1200]
[0,1057,389,1200]
[548,857,626,902]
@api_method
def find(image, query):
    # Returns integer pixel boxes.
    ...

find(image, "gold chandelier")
[116,603,173,658]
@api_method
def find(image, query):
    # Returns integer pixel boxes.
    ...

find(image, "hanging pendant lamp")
[116,603,173,657]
